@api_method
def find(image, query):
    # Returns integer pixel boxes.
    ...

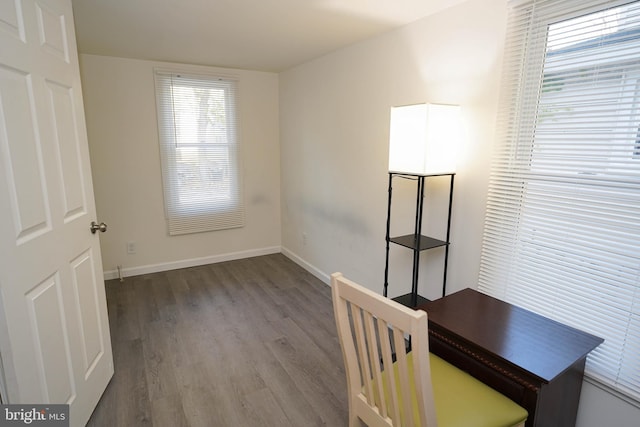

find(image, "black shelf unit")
[383,172,454,307]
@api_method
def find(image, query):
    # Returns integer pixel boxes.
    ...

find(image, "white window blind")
[479,0,640,402]
[154,70,244,235]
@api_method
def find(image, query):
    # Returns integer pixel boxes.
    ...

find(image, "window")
[479,0,640,402]
[154,70,244,235]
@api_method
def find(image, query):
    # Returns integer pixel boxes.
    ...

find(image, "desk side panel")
[536,358,586,427]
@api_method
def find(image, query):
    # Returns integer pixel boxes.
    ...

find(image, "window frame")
[154,69,244,235]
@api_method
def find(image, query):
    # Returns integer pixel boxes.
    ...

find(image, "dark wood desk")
[418,288,603,427]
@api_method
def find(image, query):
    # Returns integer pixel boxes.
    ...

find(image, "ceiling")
[71,0,465,72]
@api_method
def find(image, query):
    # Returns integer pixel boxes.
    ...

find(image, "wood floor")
[86,254,349,426]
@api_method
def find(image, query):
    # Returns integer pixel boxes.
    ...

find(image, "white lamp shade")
[388,103,461,175]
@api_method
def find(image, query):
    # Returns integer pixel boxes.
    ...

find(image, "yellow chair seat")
[429,353,528,427]
[383,353,528,427]
[379,352,528,427]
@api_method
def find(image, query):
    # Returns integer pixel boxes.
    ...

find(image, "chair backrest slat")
[378,318,402,424]
[352,304,376,406]
[364,310,387,418]
[392,326,415,426]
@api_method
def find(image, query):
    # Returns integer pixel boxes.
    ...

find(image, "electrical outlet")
[127,241,136,254]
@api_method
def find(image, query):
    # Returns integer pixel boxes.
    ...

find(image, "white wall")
[278,0,640,424]
[80,55,281,277]
[279,0,505,297]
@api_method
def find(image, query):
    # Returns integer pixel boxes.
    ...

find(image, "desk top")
[418,288,604,383]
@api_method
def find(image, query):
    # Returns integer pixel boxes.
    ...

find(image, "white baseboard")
[103,246,281,280]
[280,246,331,285]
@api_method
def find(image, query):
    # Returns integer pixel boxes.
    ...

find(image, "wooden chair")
[331,272,527,427]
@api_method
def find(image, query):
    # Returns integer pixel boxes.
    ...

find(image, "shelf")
[392,293,430,308]
[384,172,455,300]
[389,234,448,251]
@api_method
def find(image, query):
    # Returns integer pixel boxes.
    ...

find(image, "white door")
[0,0,113,425]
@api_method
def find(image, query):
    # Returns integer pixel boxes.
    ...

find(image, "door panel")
[0,1,113,425]
[46,79,86,221]
[70,250,104,374]
[0,0,25,42]
[35,1,69,63]
[26,273,75,403]
[0,65,51,242]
